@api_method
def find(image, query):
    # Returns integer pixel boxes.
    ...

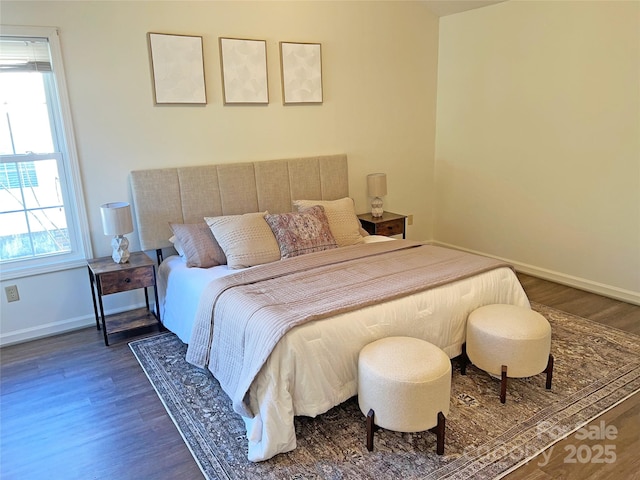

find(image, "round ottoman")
[358,336,451,455]
[463,304,554,403]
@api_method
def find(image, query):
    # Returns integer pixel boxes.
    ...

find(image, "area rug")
[129,303,640,480]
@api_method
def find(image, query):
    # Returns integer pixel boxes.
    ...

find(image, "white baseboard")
[433,241,640,306]
[0,303,149,347]
[0,315,96,347]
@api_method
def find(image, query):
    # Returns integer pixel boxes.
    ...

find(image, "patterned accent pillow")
[205,212,281,269]
[169,223,226,268]
[293,197,364,247]
[265,206,338,259]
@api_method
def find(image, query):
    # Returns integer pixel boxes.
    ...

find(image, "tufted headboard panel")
[129,154,349,251]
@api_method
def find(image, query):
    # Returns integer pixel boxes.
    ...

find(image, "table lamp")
[367,173,387,218]
[101,202,133,263]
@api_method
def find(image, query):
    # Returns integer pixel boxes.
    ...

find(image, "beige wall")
[0,1,439,344]
[435,0,640,303]
[3,0,638,346]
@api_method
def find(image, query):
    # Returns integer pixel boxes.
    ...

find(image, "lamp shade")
[100,202,133,236]
[367,173,387,198]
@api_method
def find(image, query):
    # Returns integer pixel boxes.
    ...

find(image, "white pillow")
[293,197,364,247]
[205,212,280,269]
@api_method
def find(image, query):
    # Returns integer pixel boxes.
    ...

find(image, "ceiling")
[424,0,506,17]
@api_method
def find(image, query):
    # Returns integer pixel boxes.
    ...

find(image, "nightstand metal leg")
[87,266,101,331]
[152,268,161,324]
[97,290,109,346]
[143,286,150,311]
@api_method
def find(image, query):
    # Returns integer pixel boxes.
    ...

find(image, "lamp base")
[371,197,383,218]
[111,235,130,263]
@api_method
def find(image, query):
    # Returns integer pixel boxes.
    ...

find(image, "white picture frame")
[219,37,269,105]
[280,42,323,105]
[147,32,207,105]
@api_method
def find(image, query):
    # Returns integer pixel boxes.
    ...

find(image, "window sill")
[0,255,89,280]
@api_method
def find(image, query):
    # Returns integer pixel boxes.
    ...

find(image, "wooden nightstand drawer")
[99,265,155,295]
[377,218,405,236]
[357,211,407,239]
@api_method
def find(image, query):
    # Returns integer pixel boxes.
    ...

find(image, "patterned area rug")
[129,303,640,480]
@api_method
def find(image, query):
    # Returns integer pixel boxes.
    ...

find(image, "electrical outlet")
[5,285,20,302]
[407,214,414,226]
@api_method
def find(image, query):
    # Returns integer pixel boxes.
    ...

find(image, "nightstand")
[87,251,161,346]
[357,211,407,239]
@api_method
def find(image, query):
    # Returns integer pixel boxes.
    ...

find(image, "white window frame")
[0,25,91,280]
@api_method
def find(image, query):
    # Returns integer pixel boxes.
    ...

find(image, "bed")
[130,154,530,462]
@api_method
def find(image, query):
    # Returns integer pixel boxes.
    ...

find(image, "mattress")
[157,255,234,343]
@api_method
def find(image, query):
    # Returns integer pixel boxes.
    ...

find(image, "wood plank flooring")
[1,326,205,480]
[505,274,640,480]
[1,273,638,479]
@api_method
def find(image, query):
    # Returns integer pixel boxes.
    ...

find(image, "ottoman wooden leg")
[366,409,375,451]
[429,411,446,455]
[545,354,554,390]
[460,342,468,375]
[500,365,508,404]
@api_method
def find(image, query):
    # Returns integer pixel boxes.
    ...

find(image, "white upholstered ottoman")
[461,304,554,403]
[358,336,451,455]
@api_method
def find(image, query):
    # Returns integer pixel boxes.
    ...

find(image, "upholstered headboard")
[130,154,349,251]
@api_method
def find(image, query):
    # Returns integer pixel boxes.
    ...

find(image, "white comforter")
[157,240,530,461]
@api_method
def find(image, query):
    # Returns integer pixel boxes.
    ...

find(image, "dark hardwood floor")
[1,326,205,480]
[505,274,640,480]
[1,273,638,479]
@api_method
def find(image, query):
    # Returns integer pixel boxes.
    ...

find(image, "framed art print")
[280,42,323,105]
[148,32,207,105]
[219,37,269,105]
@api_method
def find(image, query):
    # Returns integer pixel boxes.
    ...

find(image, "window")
[0,26,91,279]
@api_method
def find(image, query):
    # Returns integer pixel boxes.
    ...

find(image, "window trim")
[0,25,92,280]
